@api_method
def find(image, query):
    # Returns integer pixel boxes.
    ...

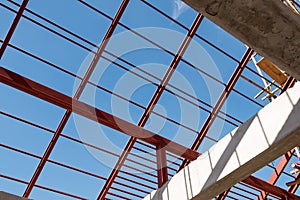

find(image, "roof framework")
[0,0,299,199]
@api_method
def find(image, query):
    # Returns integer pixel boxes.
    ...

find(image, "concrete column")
[143,82,300,200]
[0,191,28,200]
[183,0,300,80]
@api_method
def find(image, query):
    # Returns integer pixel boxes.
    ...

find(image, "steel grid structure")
[0,0,299,199]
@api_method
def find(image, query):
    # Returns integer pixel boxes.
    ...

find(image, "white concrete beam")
[144,82,300,200]
[182,0,300,80]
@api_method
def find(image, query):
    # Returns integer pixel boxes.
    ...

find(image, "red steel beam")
[179,48,254,170]
[21,0,129,197]
[0,0,29,59]
[0,67,199,159]
[96,14,204,199]
[243,176,300,200]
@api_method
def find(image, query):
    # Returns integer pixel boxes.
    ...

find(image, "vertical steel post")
[156,145,168,188]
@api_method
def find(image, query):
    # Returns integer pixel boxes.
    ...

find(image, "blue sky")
[1,0,298,199]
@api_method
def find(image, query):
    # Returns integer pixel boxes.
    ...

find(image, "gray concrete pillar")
[183,0,300,80]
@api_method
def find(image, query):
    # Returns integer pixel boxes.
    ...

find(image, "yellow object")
[256,58,288,85]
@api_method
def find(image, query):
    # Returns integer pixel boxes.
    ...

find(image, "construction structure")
[0,0,300,199]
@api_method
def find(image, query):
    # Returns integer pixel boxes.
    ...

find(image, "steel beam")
[183,0,300,80]
[0,67,199,160]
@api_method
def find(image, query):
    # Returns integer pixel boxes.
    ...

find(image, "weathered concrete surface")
[0,191,28,200]
[143,82,300,200]
[183,0,300,80]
